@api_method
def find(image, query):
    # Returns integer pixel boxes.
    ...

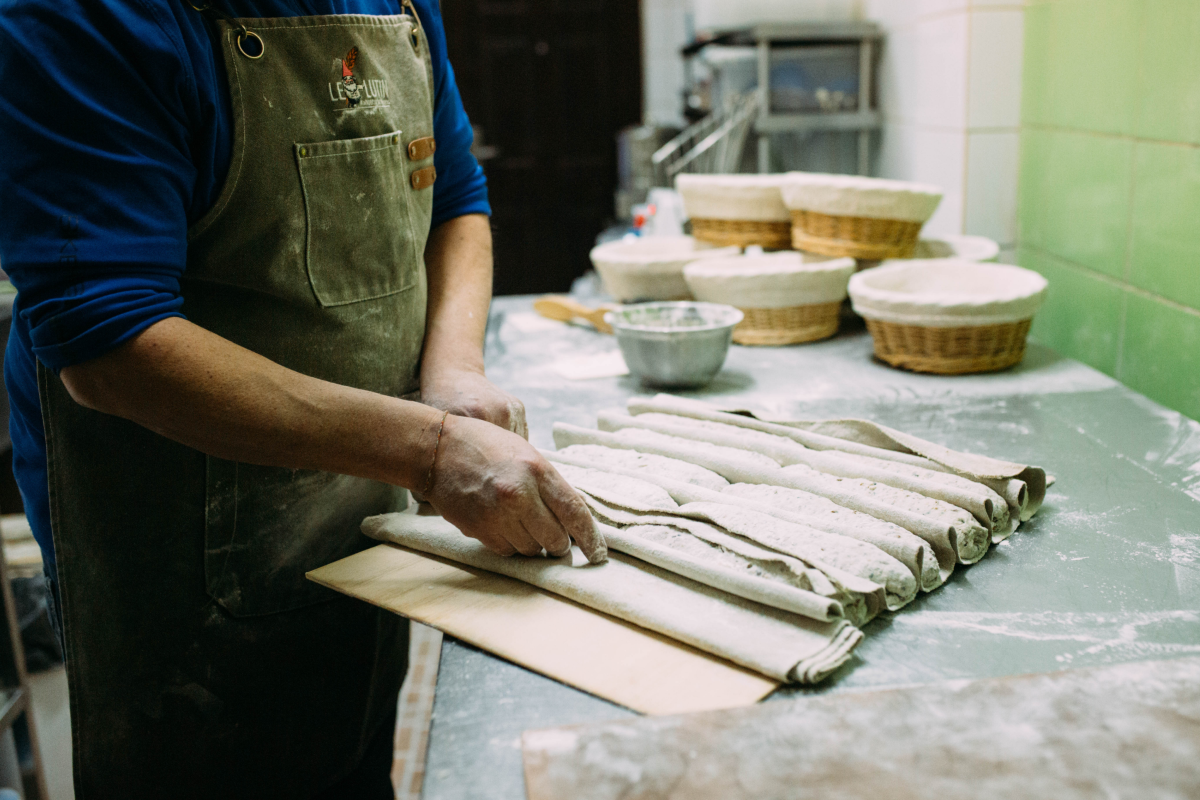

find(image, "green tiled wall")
[1019,0,1200,421]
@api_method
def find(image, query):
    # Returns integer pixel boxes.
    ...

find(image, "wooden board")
[308,544,778,715]
[522,655,1200,800]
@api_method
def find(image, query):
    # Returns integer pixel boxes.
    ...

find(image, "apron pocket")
[204,458,408,617]
[297,130,419,307]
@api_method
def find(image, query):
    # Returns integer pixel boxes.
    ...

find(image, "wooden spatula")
[533,296,619,334]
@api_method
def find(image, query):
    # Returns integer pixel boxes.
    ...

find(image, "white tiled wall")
[642,0,691,127]
[865,0,1025,247]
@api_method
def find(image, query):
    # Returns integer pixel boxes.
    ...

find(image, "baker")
[0,0,603,795]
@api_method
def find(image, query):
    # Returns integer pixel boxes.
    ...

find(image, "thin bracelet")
[423,410,450,496]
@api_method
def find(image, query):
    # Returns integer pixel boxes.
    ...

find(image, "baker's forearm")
[59,316,443,489]
[421,213,492,376]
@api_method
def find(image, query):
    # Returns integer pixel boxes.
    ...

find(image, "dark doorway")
[442,0,643,296]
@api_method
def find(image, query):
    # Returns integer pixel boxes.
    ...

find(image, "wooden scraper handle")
[532,296,618,334]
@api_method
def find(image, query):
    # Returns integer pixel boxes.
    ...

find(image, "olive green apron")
[38,10,436,796]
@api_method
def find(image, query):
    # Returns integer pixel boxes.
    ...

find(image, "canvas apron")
[38,9,436,796]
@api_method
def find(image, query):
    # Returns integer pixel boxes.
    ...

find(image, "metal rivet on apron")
[392,134,400,145]
[410,28,420,52]
[298,146,308,157]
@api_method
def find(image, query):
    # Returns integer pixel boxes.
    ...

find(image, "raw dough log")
[554,463,854,620]
[588,501,870,624]
[713,400,1045,524]
[362,512,863,684]
[605,522,849,623]
[553,423,988,566]
[600,409,1009,535]
[629,394,1037,530]
[560,464,904,617]
[550,443,730,491]
[677,502,912,612]
[548,448,943,592]
[720,483,944,591]
[780,462,989,563]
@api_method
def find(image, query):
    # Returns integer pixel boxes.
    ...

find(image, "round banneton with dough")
[675,173,794,250]
[683,251,857,345]
[780,172,943,260]
[848,258,1049,374]
[588,235,740,303]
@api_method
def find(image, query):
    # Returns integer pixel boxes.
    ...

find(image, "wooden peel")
[533,296,619,334]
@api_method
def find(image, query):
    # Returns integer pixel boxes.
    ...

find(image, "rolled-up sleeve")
[0,0,197,370]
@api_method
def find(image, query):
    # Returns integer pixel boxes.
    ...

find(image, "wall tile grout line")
[1022,244,1200,319]
[1022,123,1200,150]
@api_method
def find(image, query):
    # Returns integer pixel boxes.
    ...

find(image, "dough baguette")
[627,394,1033,529]
[600,409,1009,535]
[548,448,943,592]
[559,463,911,614]
[585,500,875,624]
[553,423,988,566]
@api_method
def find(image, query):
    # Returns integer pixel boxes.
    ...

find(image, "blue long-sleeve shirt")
[0,0,490,573]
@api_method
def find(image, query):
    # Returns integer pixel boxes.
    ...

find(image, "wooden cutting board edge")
[307,543,779,716]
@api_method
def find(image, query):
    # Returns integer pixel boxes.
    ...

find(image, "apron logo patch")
[328,46,390,109]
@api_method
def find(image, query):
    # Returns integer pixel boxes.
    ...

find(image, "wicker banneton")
[692,218,793,250]
[791,210,922,260]
[864,318,1032,374]
[735,302,843,345]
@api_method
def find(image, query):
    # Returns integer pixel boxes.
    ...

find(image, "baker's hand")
[420,367,528,439]
[426,414,606,563]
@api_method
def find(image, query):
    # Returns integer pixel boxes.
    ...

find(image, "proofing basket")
[791,210,922,260]
[849,259,1047,375]
[734,302,843,346]
[863,318,1033,375]
[692,218,793,250]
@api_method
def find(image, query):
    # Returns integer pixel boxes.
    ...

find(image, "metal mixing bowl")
[605,302,743,389]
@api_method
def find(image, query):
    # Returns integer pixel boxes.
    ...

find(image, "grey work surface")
[520,656,1200,799]
[421,295,1200,800]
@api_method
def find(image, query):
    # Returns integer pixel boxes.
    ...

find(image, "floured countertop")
[421,292,1200,800]
[522,656,1200,800]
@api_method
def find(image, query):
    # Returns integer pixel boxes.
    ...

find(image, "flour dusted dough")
[552,424,983,567]
[554,462,853,622]
[608,524,850,623]
[562,463,911,613]
[720,483,944,591]
[631,394,1040,531]
[585,498,874,624]
[546,449,940,592]
[555,444,730,491]
[600,409,1009,534]
[362,512,863,683]
[678,502,914,611]
[781,463,990,564]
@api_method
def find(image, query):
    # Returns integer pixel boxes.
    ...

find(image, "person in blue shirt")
[0,1,603,795]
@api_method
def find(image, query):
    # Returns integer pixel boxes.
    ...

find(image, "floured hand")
[427,414,606,563]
